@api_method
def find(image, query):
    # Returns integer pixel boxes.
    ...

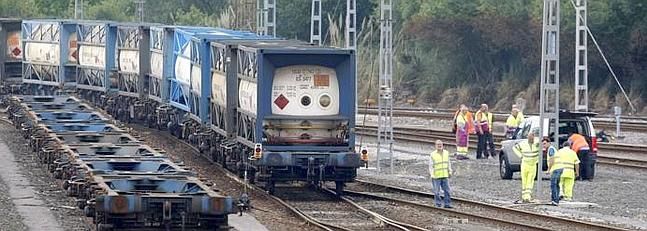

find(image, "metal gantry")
[345,0,357,49]
[74,0,84,19]
[257,0,277,37]
[310,0,322,45]
[574,0,588,111]
[538,0,560,193]
[377,0,394,173]
[134,0,145,22]
[233,0,256,31]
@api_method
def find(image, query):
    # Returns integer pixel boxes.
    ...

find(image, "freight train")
[0,18,361,195]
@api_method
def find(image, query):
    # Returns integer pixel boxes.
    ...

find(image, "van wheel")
[589,158,596,180]
[500,154,513,180]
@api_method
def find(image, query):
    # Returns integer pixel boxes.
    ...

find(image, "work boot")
[444,205,453,209]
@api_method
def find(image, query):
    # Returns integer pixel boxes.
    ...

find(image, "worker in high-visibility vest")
[568,133,591,180]
[505,105,525,139]
[513,131,540,203]
[455,105,470,160]
[475,104,495,159]
[549,141,581,205]
[543,137,563,195]
[429,140,453,208]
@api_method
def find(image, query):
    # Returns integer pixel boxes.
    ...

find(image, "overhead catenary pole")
[74,0,84,19]
[257,0,276,37]
[256,0,264,35]
[377,0,394,174]
[310,0,322,45]
[538,0,560,197]
[574,0,588,111]
[135,0,145,22]
[345,0,357,49]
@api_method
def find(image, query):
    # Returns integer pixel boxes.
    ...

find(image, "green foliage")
[172,5,218,27]
[2,0,647,112]
[0,0,40,17]
[86,0,133,21]
[385,0,647,112]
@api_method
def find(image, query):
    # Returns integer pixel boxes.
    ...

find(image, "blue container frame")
[114,23,154,98]
[237,42,357,152]
[21,19,77,88]
[147,26,174,103]
[75,21,117,92]
[171,27,267,123]
[0,18,22,83]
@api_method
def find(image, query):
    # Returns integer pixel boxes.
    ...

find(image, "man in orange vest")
[475,104,495,159]
[568,133,591,180]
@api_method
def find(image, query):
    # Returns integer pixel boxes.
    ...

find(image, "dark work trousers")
[577,149,591,180]
[476,132,496,159]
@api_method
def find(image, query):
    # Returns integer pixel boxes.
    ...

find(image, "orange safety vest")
[465,111,475,134]
[569,134,589,152]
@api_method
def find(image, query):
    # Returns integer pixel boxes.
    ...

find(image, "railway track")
[344,180,630,231]
[273,186,424,231]
[136,122,425,231]
[358,108,647,133]
[356,125,647,169]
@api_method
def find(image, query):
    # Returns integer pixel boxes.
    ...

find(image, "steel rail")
[357,108,647,133]
[355,125,647,169]
[353,179,631,231]
[130,124,336,231]
[358,106,647,121]
[135,124,420,231]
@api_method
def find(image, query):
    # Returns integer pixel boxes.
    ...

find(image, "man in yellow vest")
[475,104,495,159]
[505,105,525,139]
[549,141,581,205]
[513,131,540,203]
[429,140,453,208]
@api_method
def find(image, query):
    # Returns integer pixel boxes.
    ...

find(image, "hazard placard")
[274,94,289,110]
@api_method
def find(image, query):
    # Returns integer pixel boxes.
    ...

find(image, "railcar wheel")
[77,199,86,209]
[266,181,275,195]
[84,205,94,217]
[97,223,113,231]
[335,181,344,196]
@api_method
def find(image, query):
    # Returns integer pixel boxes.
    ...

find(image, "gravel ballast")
[358,137,647,230]
[0,120,88,231]
[128,125,319,231]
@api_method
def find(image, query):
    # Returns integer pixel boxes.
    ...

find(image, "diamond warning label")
[274,94,289,110]
[11,47,21,57]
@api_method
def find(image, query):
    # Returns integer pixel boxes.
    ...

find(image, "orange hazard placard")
[314,74,329,87]
[7,32,21,59]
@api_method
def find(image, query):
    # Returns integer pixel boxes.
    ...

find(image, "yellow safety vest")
[506,114,523,128]
[476,111,492,125]
[431,150,450,179]
[513,139,540,165]
[456,113,467,130]
[551,147,581,178]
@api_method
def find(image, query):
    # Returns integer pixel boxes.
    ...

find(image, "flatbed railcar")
[4,94,234,230]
